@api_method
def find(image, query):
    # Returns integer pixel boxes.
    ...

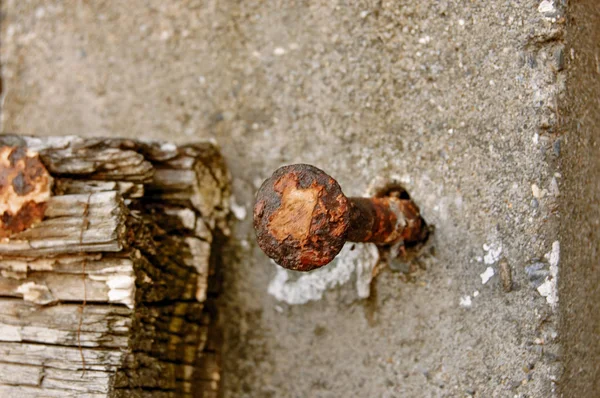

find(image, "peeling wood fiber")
[0,135,231,398]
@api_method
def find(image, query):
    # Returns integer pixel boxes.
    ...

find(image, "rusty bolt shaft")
[254,164,427,272]
[347,196,425,245]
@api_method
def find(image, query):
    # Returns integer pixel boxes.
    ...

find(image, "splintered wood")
[0,135,230,398]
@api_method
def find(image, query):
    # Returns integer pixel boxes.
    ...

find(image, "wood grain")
[0,135,230,398]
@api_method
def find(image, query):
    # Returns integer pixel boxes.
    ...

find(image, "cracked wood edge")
[0,135,230,398]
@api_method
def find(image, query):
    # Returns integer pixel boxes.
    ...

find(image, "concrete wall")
[559,1,600,396]
[0,1,587,397]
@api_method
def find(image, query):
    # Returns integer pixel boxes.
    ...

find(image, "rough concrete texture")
[0,0,576,396]
[559,1,600,396]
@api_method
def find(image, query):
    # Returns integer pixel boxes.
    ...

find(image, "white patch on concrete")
[273,47,286,56]
[480,267,495,284]
[459,295,472,307]
[538,241,560,306]
[547,240,560,268]
[549,177,560,197]
[532,184,542,198]
[473,290,480,297]
[267,243,379,305]
[230,197,247,220]
[538,1,556,15]
[483,242,502,264]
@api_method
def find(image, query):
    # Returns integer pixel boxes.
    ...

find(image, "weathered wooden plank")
[0,342,124,371]
[42,368,112,394]
[0,300,130,348]
[0,385,107,398]
[54,179,145,199]
[0,363,43,386]
[0,192,126,256]
[0,269,135,307]
[0,135,229,397]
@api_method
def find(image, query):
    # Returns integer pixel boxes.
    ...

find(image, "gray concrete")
[0,0,581,397]
[559,1,600,396]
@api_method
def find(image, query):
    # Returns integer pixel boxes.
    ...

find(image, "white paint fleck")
[16,282,57,305]
[418,36,431,44]
[532,184,542,198]
[473,290,480,297]
[230,197,247,220]
[538,1,556,15]
[106,275,135,307]
[160,30,172,41]
[483,242,502,264]
[458,19,465,26]
[267,243,379,305]
[459,295,472,307]
[160,142,177,152]
[549,177,560,197]
[273,47,286,56]
[89,273,135,308]
[359,10,370,19]
[538,241,560,306]
[533,132,539,144]
[546,240,560,268]
[480,267,495,284]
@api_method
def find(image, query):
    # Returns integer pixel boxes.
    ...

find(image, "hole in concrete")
[371,180,435,277]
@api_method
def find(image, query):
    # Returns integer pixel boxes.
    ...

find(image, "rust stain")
[0,146,52,238]
[254,164,351,271]
[254,164,429,271]
[268,181,320,242]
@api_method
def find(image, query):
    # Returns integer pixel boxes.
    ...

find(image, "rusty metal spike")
[253,164,427,271]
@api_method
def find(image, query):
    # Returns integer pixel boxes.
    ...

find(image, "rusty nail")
[0,146,52,238]
[253,164,428,271]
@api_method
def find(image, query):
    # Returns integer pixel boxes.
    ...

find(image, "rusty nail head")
[0,146,52,238]
[253,164,427,272]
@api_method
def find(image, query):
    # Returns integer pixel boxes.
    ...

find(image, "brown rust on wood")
[0,146,52,238]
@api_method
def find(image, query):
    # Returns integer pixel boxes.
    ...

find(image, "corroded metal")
[254,164,351,271]
[0,146,52,237]
[254,164,428,271]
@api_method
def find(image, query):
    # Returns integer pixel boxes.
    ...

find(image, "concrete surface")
[559,1,600,396]
[0,0,586,397]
